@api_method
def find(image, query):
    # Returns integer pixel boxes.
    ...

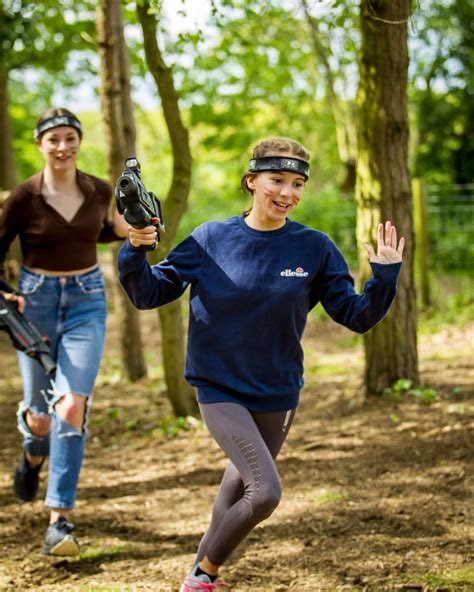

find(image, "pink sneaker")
[179,567,228,591]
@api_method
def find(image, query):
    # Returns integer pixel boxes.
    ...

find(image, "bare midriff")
[24,263,99,277]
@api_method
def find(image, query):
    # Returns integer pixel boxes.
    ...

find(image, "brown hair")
[35,108,82,140]
[240,137,310,195]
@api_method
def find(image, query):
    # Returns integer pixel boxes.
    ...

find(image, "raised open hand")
[364,221,404,264]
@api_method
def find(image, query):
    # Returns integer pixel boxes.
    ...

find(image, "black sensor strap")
[248,156,310,180]
[34,116,82,140]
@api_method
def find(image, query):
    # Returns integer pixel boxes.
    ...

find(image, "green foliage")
[106,407,121,421]
[407,386,438,404]
[156,414,201,438]
[9,95,44,181]
[384,379,438,404]
[1,0,96,72]
[413,88,474,184]
[313,490,348,505]
[168,0,346,187]
[402,567,474,589]
[293,187,357,265]
[74,545,131,564]
[447,403,465,415]
[426,185,474,271]
[4,0,471,191]
[75,111,108,178]
[77,588,132,592]
[4,0,99,183]
[420,277,474,330]
[410,0,474,184]
[5,0,472,277]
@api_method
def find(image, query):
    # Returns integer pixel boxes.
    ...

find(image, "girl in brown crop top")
[0,107,128,556]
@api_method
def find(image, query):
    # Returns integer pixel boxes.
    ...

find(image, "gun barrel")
[0,292,56,375]
[117,174,136,196]
[37,352,56,376]
[115,159,164,250]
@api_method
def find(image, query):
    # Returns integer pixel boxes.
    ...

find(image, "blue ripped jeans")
[16,266,106,510]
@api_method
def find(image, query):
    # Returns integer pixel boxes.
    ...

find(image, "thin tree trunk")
[137,1,196,416]
[301,0,357,190]
[96,0,147,381]
[356,0,419,395]
[0,68,15,190]
[159,300,195,417]
[0,68,21,281]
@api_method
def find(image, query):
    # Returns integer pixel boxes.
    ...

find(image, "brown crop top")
[0,169,123,278]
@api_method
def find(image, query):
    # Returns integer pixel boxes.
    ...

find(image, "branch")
[367,1,409,25]
[136,0,192,247]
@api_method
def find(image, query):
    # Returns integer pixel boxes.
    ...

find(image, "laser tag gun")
[0,281,56,376]
[115,157,164,251]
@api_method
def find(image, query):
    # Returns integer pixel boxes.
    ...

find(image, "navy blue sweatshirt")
[118,216,401,411]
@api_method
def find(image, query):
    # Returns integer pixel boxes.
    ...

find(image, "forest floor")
[0,293,473,591]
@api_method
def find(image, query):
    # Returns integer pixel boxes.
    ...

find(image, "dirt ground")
[0,296,473,591]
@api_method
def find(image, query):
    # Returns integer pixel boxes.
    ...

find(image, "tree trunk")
[159,300,195,417]
[96,0,147,381]
[137,1,197,416]
[301,0,357,190]
[0,67,15,190]
[356,0,419,395]
[0,67,21,281]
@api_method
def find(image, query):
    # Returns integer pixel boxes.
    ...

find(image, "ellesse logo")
[280,267,309,277]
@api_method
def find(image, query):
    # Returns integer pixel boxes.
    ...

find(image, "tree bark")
[96,0,147,381]
[137,1,197,416]
[0,68,16,190]
[301,0,357,190]
[356,0,419,395]
[0,67,21,281]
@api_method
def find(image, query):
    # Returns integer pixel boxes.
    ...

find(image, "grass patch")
[402,566,474,590]
[419,278,474,332]
[317,364,353,376]
[384,378,438,404]
[423,348,472,362]
[313,490,348,505]
[73,544,131,564]
[424,567,474,587]
[306,363,358,377]
[79,587,133,592]
[151,414,203,438]
[333,334,362,349]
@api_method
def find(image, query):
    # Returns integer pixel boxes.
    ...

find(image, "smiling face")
[36,126,81,173]
[245,154,306,230]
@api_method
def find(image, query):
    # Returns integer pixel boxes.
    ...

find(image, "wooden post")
[413,177,431,308]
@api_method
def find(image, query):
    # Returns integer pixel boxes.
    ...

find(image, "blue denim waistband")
[21,265,101,284]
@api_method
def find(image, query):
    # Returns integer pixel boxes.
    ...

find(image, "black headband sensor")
[34,115,83,140]
[248,156,310,180]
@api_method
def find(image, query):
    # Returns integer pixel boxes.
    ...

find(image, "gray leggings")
[196,401,296,566]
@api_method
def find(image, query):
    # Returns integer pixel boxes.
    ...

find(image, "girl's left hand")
[364,221,404,264]
[1,291,26,314]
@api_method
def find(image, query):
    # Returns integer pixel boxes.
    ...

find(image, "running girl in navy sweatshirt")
[117,137,404,591]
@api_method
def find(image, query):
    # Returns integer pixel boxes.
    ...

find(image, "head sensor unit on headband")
[34,116,83,140]
[248,156,310,180]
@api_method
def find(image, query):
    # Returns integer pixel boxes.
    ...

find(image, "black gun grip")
[131,222,161,251]
[134,242,156,252]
